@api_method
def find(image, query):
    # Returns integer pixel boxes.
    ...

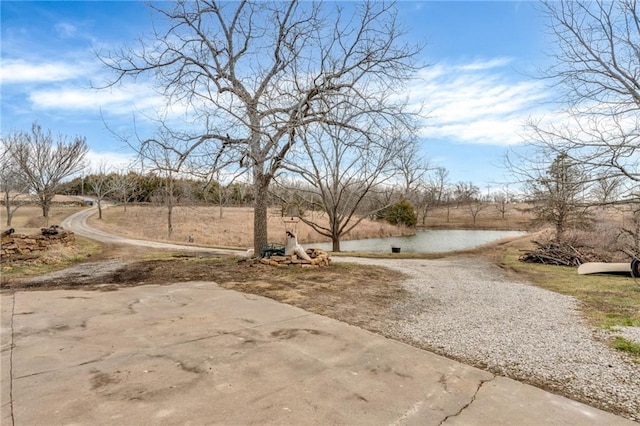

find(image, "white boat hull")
[578,262,630,275]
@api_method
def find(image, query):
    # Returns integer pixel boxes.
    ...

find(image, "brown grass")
[89,204,415,248]
[420,203,533,230]
[1,205,86,233]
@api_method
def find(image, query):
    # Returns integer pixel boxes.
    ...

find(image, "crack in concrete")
[9,293,16,426]
[438,376,494,425]
[127,299,140,314]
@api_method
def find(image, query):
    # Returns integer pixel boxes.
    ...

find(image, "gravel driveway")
[335,256,640,421]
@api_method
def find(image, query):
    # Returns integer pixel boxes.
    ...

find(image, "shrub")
[386,199,417,227]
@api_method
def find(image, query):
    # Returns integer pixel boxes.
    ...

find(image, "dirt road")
[61,207,243,256]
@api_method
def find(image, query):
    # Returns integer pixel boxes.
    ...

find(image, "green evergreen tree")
[386,199,417,227]
[527,153,593,241]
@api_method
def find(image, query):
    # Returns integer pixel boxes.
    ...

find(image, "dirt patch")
[1,253,407,329]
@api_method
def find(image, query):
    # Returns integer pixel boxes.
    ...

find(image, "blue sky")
[1,1,553,193]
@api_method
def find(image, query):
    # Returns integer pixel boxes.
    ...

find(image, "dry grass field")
[89,204,416,248]
[1,205,85,233]
[4,201,632,253]
[85,202,635,252]
[423,203,532,230]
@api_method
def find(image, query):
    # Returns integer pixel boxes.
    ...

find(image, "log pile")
[260,248,331,268]
[519,240,609,267]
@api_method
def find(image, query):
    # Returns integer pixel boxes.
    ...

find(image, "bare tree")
[393,139,428,197]
[137,133,196,239]
[618,205,640,256]
[412,167,449,225]
[101,0,421,254]
[278,116,413,252]
[211,179,234,220]
[3,123,88,218]
[86,162,116,219]
[493,191,508,220]
[453,181,479,208]
[0,141,32,226]
[526,152,593,241]
[467,200,487,226]
[198,149,244,219]
[591,175,622,207]
[109,170,139,212]
[527,1,639,200]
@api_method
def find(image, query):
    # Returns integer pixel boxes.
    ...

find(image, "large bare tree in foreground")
[2,123,87,218]
[526,0,639,201]
[101,0,421,254]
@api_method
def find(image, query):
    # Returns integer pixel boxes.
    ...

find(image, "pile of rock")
[1,227,75,258]
[260,248,331,268]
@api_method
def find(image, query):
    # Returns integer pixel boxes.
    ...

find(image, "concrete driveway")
[1,281,634,425]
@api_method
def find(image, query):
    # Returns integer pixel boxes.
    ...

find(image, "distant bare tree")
[393,139,428,197]
[109,171,139,212]
[453,181,479,208]
[468,200,487,226]
[526,153,593,241]
[0,141,32,226]
[526,1,639,201]
[279,114,414,251]
[101,0,422,255]
[137,133,194,239]
[413,167,449,225]
[493,192,508,220]
[199,150,244,219]
[2,123,87,218]
[86,162,116,219]
[591,175,621,207]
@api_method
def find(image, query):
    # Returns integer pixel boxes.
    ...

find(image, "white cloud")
[55,22,78,38]
[29,83,165,116]
[85,150,137,172]
[455,57,513,71]
[0,59,91,84]
[410,60,551,146]
[2,56,165,119]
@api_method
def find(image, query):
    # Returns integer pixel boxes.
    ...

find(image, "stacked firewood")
[260,248,331,268]
[519,240,609,267]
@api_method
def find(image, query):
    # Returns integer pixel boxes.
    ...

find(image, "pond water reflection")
[312,230,526,253]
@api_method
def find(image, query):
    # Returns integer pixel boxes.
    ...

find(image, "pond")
[311,229,526,254]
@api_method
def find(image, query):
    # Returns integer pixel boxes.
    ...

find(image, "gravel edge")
[336,256,640,421]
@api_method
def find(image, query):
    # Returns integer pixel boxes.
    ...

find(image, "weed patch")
[501,251,640,329]
[611,336,640,357]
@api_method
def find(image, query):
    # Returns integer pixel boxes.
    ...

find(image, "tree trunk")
[253,175,270,255]
[218,191,224,219]
[332,237,341,252]
[42,203,49,218]
[555,223,564,242]
[166,178,174,239]
[97,201,103,219]
[167,205,173,238]
[4,193,12,226]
